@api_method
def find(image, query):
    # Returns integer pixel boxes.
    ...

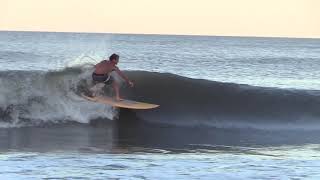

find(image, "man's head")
[109,53,119,65]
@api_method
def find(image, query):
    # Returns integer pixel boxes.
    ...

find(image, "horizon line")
[1,29,319,40]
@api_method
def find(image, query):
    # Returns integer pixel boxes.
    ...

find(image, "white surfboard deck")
[81,93,159,110]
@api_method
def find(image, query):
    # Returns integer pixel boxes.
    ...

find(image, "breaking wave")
[0,65,116,128]
[1,66,320,130]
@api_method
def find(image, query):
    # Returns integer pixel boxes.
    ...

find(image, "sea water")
[0,31,320,179]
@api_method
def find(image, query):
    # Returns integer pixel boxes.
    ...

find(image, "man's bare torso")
[94,60,117,74]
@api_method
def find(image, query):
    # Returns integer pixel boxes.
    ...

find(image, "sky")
[0,0,319,38]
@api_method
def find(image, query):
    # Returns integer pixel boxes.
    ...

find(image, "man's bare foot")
[115,97,124,101]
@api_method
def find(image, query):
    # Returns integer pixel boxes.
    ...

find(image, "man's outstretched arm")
[115,67,134,87]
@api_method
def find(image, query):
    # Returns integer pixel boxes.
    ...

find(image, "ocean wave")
[0,50,42,60]
[1,66,320,130]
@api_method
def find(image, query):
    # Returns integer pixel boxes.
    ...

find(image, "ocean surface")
[1,31,320,179]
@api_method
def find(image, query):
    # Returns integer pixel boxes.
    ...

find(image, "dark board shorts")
[92,73,114,85]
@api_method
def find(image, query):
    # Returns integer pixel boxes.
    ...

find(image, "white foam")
[0,67,117,127]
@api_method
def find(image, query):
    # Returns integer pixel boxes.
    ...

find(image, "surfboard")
[81,93,159,110]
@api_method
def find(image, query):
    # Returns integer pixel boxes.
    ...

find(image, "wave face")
[0,66,116,128]
[123,71,320,130]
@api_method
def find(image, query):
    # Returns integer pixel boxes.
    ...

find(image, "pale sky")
[0,0,319,38]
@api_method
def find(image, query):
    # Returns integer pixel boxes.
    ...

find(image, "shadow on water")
[1,110,320,153]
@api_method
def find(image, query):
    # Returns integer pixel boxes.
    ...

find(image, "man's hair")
[109,53,119,61]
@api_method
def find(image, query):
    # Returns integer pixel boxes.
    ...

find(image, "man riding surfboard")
[89,53,134,101]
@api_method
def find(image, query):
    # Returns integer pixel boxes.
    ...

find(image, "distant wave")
[0,50,42,60]
[1,66,320,130]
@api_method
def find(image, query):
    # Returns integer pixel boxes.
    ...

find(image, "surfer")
[89,53,134,101]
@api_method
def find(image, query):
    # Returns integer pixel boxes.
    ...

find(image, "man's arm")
[114,67,134,87]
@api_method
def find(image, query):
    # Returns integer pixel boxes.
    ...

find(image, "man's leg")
[90,83,105,97]
[112,81,122,101]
